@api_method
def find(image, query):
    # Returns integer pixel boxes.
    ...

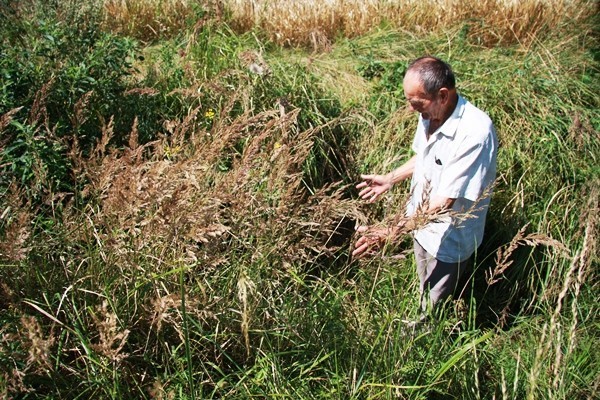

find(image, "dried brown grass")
[91,300,130,363]
[0,315,54,396]
[63,88,366,359]
[225,0,592,48]
[0,62,369,396]
[101,0,221,42]
[486,223,569,286]
[73,97,363,271]
[1,3,596,395]
[1,70,368,381]
[0,184,32,263]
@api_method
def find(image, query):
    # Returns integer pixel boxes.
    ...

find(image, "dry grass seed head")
[0,107,24,134]
[487,224,570,286]
[0,185,32,262]
[0,282,16,311]
[74,96,364,281]
[150,293,180,334]
[149,293,211,338]
[151,293,184,334]
[237,270,255,356]
[238,50,272,76]
[91,300,130,362]
[27,79,54,127]
[71,90,94,130]
[3,368,31,396]
[148,377,176,400]
[19,315,55,372]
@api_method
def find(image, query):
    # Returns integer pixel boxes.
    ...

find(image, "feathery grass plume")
[487,224,569,286]
[148,378,174,400]
[27,79,54,128]
[524,185,597,397]
[0,282,16,312]
[237,269,255,357]
[19,315,55,373]
[0,184,32,262]
[74,94,362,269]
[1,369,30,397]
[0,314,54,396]
[551,185,597,390]
[353,182,492,260]
[567,183,598,341]
[63,90,365,372]
[70,91,94,132]
[238,50,272,76]
[568,113,598,152]
[91,300,130,363]
[0,107,24,134]
[148,292,211,341]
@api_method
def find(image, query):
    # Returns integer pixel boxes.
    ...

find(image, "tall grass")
[1,0,598,398]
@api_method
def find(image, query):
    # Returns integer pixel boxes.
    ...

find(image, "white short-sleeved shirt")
[406,95,498,263]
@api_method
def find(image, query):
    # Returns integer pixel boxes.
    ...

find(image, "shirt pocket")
[429,151,446,188]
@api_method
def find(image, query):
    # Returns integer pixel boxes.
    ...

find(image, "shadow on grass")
[462,208,549,331]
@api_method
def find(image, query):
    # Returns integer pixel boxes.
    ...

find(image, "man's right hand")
[356,174,392,203]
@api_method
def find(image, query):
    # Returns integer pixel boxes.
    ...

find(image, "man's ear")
[438,87,449,103]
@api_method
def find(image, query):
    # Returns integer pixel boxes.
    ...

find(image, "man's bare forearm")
[385,155,416,185]
[427,195,456,213]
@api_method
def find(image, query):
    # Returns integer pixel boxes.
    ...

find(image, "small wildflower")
[163,145,181,159]
[204,108,215,120]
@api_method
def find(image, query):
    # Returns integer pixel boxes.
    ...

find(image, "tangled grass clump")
[0,85,366,395]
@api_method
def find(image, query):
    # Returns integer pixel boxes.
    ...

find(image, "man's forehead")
[403,72,426,97]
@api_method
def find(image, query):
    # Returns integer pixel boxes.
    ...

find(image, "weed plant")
[0,0,598,399]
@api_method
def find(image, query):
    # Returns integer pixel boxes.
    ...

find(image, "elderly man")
[353,56,498,314]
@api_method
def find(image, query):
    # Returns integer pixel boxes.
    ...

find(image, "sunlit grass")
[224,0,593,48]
[101,0,199,42]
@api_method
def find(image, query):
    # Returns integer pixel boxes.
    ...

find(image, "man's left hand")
[352,225,393,258]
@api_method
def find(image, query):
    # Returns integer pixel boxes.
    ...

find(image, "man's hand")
[352,225,395,258]
[356,174,392,203]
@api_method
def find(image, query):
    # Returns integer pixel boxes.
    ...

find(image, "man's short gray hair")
[407,56,456,96]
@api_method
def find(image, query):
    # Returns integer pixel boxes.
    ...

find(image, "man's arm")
[426,195,456,214]
[386,154,417,185]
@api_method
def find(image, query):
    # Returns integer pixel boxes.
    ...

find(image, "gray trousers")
[414,240,470,312]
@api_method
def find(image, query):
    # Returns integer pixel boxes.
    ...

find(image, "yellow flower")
[204,108,215,120]
[164,144,181,159]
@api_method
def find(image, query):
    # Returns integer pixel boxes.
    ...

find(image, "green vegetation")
[1,0,598,398]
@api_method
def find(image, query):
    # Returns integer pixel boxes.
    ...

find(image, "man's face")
[403,71,443,121]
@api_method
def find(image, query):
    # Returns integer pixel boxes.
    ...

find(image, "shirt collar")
[438,95,467,138]
[425,95,466,139]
